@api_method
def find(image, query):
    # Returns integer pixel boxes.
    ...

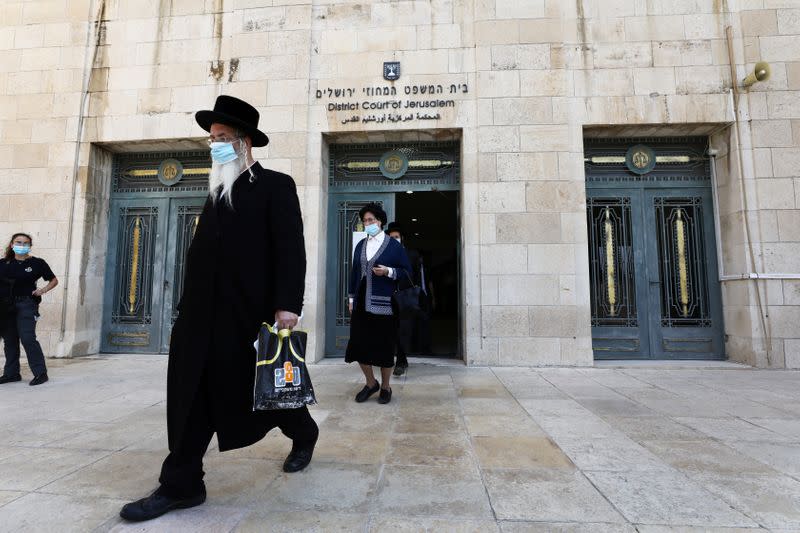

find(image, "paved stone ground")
[0,355,799,532]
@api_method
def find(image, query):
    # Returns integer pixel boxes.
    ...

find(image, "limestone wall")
[0,0,797,367]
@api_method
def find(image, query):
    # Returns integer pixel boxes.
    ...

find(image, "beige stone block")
[751,120,794,148]
[594,42,651,69]
[429,24,461,49]
[520,125,571,152]
[496,152,558,182]
[477,126,519,153]
[7,71,43,95]
[477,70,519,98]
[496,213,561,244]
[449,48,475,73]
[526,182,585,213]
[520,69,572,96]
[318,29,358,54]
[479,182,526,213]
[31,119,67,144]
[653,40,713,67]
[778,8,800,34]
[0,3,23,25]
[356,27,417,52]
[674,65,729,94]
[766,304,800,338]
[268,79,308,106]
[12,144,49,169]
[492,97,552,126]
[559,275,577,305]
[584,18,626,43]
[768,92,800,120]
[482,306,530,337]
[632,67,677,97]
[496,0,544,19]
[777,210,800,242]
[0,50,22,73]
[8,194,45,221]
[13,25,44,49]
[480,244,527,275]
[497,274,559,306]
[475,20,519,45]
[491,44,550,70]
[528,244,575,274]
[772,148,800,178]
[550,45,593,70]
[761,36,800,62]
[20,47,60,71]
[574,69,633,97]
[788,63,800,90]
[624,16,685,41]
[763,242,800,273]
[498,337,561,365]
[371,1,432,26]
[466,335,499,366]
[742,9,779,36]
[519,18,578,43]
[530,305,578,337]
[481,275,499,305]
[786,339,800,369]
[757,179,796,210]
[683,14,725,39]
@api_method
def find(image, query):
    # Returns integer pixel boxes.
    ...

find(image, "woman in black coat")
[345,203,411,405]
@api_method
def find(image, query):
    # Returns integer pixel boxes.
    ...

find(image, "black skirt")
[345,283,397,368]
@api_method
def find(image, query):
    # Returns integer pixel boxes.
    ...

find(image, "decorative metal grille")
[654,197,711,327]
[585,137,709,185]
[111,206,158,324]
[172,205,202,322]
[587,197,638,327]
[113,151,210,193]
[335,199,386,326]
[329,142,459,189]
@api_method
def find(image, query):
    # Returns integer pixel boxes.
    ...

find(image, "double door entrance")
[585,139,725,359]
[101,151,209,353]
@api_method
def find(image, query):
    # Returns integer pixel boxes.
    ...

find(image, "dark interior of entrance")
[394,190,460,358]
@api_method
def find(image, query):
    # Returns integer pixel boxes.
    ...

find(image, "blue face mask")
[364,223,380,237]
[12,245,30,255]
[210,141,239,164]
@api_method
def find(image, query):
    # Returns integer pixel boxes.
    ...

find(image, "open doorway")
[393,190,460,358]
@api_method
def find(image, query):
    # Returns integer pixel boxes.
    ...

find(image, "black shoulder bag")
[393,270,421,319]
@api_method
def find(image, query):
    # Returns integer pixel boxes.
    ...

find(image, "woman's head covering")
[359,203,387,226]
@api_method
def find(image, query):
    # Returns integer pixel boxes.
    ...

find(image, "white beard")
[208,155,245,208]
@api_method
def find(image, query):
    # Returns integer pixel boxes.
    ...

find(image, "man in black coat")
[120,96,319,522]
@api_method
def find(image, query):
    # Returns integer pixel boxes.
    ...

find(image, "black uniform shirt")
[0,257,55,297]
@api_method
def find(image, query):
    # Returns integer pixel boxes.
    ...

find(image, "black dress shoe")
[393,365,406,376]
[0,374,21,384]
[283,436,317,473]
[378,387,392,404]
[120,487,206,522]
[29,373,48,386]
[355,382,380,403]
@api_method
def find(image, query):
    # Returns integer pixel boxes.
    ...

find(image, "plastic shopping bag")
[253,324,317,410]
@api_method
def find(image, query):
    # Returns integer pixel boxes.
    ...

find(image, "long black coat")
[167,162,306,452]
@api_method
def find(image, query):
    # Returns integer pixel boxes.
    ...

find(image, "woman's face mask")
[364,223,380,237]
[12,244,30,255]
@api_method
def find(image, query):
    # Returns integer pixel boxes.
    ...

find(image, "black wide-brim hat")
[195,95,269,147]
[385,221,403,236]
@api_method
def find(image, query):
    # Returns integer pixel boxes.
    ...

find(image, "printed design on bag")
[274,361,302,388]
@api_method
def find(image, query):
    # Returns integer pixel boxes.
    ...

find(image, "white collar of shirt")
[365,230,385,261]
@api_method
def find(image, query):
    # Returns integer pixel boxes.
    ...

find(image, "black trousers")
[158,375,318,497]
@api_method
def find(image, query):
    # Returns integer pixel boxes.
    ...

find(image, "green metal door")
[102,198,169,352]
[325,193,395,356]
[101,151,210,353]
[585,138,724,360]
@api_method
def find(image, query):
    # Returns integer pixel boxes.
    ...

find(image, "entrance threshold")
[315,356,466,367]
[594,360,749,369]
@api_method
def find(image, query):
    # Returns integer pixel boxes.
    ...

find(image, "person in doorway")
[346,204,411,404]
[120,95,318,522]
[0,233,58,386]
[385,222,425,376]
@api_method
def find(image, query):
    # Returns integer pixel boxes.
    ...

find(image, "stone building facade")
[1,0,798,368]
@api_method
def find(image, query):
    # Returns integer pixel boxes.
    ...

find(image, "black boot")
[0,374,21,384]
[120,487,206,522]
[283,434,317,473]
